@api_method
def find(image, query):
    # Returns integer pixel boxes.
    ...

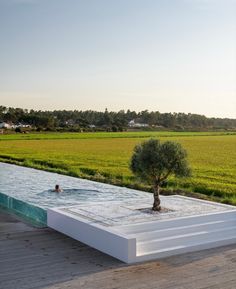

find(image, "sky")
[0,0,236,118]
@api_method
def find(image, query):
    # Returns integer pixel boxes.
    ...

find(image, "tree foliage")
[0,105,236,131]
[130,139,191,210]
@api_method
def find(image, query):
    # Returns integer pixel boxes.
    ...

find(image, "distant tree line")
[0,106,236,132]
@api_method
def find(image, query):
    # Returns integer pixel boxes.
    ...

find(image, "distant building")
[0,122,12,129]
[0,122,31,129]
[128,120,149,128]
[15,123,32,128]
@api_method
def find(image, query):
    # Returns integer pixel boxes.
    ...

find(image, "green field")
[1,131,236,205]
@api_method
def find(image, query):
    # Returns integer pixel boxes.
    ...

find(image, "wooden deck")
[1,209,236,289]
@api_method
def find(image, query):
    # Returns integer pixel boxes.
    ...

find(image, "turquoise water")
[0,162,149,225]
[0,193,47,226]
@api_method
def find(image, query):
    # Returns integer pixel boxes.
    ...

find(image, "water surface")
[0,162,149,209]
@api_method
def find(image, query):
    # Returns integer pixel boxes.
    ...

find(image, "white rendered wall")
[47,208,136,263]
[47,206,236,264]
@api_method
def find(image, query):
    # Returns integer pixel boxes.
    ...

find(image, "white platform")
[47,196,236,263]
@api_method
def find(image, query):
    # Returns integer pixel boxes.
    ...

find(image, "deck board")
[1,209,236,289]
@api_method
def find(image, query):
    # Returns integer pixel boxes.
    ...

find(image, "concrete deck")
[1,209,236,289]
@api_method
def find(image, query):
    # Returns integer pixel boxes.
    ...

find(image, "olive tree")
[130,139,191,211]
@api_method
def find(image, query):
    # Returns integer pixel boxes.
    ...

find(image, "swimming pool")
[0,162,150,225]
[1,162,236,263]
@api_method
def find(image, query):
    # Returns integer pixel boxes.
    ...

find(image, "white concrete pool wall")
[47,198,236,264]
[47,207,137,263]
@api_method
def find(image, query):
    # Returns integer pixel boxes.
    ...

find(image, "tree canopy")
[130,139,191,210]
[0,106,236,131]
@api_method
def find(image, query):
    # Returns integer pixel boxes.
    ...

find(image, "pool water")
[0,162,150,225]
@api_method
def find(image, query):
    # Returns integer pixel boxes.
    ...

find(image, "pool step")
[136,235,236,262]
[48,207,236,263]
[115,211,236,262]
[135,219,236,242]
[137,225,236,254]
[116,211,236,235]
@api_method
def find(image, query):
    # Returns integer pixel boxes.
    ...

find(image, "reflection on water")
[0,162,150,209]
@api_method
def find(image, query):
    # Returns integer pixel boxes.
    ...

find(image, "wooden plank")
[1,209,236,289]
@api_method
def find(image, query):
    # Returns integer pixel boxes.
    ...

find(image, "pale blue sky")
[0,0,235,117]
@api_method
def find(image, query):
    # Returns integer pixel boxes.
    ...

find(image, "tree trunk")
[152,182,161,211]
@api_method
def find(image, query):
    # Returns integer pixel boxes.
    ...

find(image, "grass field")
[1,131,236,205]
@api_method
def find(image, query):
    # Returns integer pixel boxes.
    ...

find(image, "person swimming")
[54,184,62,193]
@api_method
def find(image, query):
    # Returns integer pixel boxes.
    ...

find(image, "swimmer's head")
[55,184,61,192]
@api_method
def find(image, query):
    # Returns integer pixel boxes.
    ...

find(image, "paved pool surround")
[1,162,236,262]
